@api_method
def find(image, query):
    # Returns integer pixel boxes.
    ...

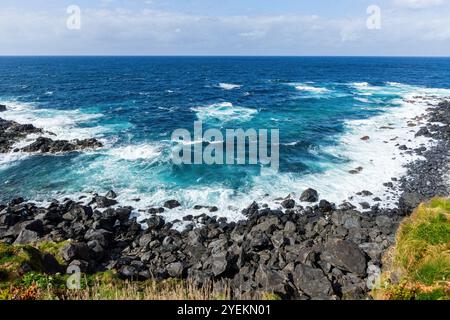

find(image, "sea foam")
[191,102,258,123]
[218,83,242,90]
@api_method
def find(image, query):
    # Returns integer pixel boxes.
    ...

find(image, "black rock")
[318,200,333,212]
[359,202,371,210]
[84,229,113,248]
[0,104,7,112]
[415,127,429,137]
[242,202,259,217]
[164,200,181,209]
[358,190,373,197]
[255,265,294,298]
[399,192,424,215]
[105,190,117,199]
[119,265,137,279]
[145,216,165,230]
[94,196,118,208]
[13,229,39,244]
[291,264,333,299]
[281,199,295,209]
[321,239,367,276]
[60,242,90,262]
[300,188,319,202]
[166,262,185,278]
[22,219,44,235]
[9,197,25,206]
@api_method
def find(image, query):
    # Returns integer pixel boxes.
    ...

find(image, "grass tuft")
[373,197,450,300]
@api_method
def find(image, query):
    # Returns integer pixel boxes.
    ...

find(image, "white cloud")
[0,6,449,55]
[394,0,445,9]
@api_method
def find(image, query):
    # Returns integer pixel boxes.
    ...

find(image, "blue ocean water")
[1,57,450,220]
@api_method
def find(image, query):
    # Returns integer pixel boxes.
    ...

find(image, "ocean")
[1,56,450,222]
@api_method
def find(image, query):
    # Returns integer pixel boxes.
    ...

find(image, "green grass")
[374,198,450,300]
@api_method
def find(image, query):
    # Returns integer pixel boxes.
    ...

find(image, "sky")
[0,0,449,56]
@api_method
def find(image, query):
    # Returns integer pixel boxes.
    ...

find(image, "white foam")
[0,100,104,141]
[191,102,258,123]
[295,84,330,94]
[107,143,162,161]
[354,97,370,103]
[218,83,242,90]
[0,100,107,168]
[244,86,447,211]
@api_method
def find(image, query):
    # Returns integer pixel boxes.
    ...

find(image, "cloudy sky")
[0,0,449,56]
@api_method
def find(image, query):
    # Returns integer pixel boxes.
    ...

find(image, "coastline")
[1,98,450,299]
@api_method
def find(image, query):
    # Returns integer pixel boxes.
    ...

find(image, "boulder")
[94,196,118,208]
[22,219,44,235]
[166,262,185,278]
[13,229,39,244]
[60,242,90,262]
[0,104,6,112]
[242,201,259,217]
[105,190,117,199]
[84,229,113,248]
[145,216,165,230]
[255,265,293,298]
[281,199,295,209]
[164,200,181,209]
[119,265,137,279]
[300,189,319,202]
[291,264,333,299]
[321,239,367,276]
[399,192,424,215]
[318,200,333,212]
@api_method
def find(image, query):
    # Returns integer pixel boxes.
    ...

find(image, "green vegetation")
[374,198,450,300]
[0,241,276,300]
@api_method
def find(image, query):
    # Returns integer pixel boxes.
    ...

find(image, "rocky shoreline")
[0,105,103,154]
[1,99,450,300]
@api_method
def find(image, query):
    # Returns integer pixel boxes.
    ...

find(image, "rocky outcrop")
[21,137,102,153]
[0,112,102,154]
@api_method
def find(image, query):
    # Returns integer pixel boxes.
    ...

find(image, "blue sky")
[0,0,449,55]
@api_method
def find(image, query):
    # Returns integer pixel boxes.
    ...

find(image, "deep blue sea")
[1,57,450,221]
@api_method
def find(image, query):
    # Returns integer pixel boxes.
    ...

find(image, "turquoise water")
[1,57,450,220]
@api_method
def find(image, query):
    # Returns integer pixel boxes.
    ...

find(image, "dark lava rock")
[13,229,39,244]
[300,188,319,202]
[242,201,259,217]
[291,264,333,299]
[321,239,367,276]
[164,200,181,209]
[0,105,6,112]
[21,137,102,153]
[166,262,185,278]
[415,127,429,137]
[60,242,90,262]
[255,265,294,298]
[94,196,118,208]
[359,202,371,210]
[105,190,117,199]
[281,199,295,209]
[318,200,333,212]
[399,192,425,215]
[145,216,165,230]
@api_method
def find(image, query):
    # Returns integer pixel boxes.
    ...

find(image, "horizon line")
[0,54,450,58]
